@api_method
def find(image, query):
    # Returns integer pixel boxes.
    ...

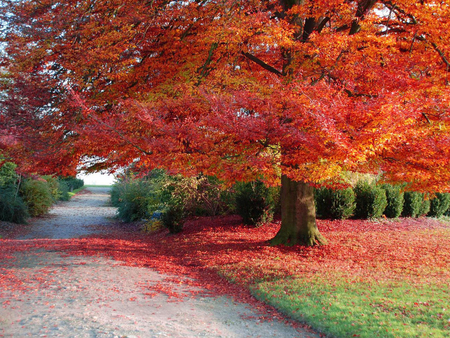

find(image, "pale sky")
[77,172,116,186]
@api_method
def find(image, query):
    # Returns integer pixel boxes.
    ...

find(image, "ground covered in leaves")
[1,189,449,337]
[0,188,318,338]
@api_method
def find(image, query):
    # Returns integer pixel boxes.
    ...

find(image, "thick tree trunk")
[270,175,327,246]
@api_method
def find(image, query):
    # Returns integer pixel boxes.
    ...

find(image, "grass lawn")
[3,215,449,337]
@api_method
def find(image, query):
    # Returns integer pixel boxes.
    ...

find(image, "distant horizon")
[77,172,116,186]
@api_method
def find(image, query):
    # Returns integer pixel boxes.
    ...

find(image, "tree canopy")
[1,0,450,244]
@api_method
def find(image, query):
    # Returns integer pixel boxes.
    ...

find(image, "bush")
[19,179,53,217]
[57,180,71,201]
[60,176,84,191]
[0,187,29,223]
[110,183,122,207]
[234,180,276,226]
[428,193,450,217]
[315,187,356,220]
[116,179,154,222]
[0,162,19,188]
[419,194,430,217]
[381,184,404,218]
[161,204,184,234]
[353,181,387,219]
[43,176,61,201]
[402,191,422,218]
[163,175,231,217]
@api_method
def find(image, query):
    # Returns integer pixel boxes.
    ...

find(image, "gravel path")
[0,187,319,338]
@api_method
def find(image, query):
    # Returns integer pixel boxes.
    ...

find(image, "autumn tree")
[1,0,450,245]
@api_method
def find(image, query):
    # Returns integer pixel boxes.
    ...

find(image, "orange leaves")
[2,0,450,191]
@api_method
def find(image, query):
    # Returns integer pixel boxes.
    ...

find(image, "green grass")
[252,276,450,338]
[68,186,86,197]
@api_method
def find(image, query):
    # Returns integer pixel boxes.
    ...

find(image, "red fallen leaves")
[1,216,449,328]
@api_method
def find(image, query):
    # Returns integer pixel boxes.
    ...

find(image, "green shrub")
[0,187,29,223]
[419,194,430,216]
[234,180,276,226]
[381,184,404,218]
[161,204,184,234]
[60,176,84,191]
[57,180,71,201]
[0,162,19,188]
[116,179,153,222]
[428,193,450,217]
[353,181,387,219]
[19,179,53,217]
[110,183,122,207]
[315,187,356,220]
[402,191,422,218]
[43,176,60,201]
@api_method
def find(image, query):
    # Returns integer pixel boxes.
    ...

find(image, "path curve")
[0,187,319,338]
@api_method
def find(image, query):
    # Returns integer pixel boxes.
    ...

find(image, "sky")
[77,171,116,186]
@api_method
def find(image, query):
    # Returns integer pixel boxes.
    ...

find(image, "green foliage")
[161,204,184,234]
[234,180,277,226]
[162,175,230,217]
[110,183,122,207]
[353,181,387,219]
[419,194,430,217]
[315,187,356,220]
[19,179,53,217]
[0,162,19,188]
[381,184,404,218]
[402,191,423,218]
[60,176,84,191]
[115,179,155,222]
[0,187,29,223]
[43,176,60,201]
[57,180,71,201]
[428,193,450,218]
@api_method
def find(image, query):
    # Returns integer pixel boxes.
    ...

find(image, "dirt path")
[0,187,319,338]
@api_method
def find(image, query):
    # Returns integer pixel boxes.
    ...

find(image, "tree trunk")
[270,175,327,246]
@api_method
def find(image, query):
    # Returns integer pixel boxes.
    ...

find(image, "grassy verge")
[252,276,449,337]
[68,186,86,197]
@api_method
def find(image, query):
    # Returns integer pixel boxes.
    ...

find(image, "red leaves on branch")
[1,1,450,190]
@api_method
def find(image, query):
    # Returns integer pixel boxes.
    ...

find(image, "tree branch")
[241,51,283,77]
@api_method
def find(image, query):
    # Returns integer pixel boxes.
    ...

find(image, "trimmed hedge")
[315,187,356,220]
[428,193,450,217]
[381,184,404,218]
[353,181,387,219]
[419,195,430,217]
[402,191,422,218]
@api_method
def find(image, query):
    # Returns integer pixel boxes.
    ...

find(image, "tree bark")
[270,175,327,246]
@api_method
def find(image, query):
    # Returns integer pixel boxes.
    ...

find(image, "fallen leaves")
[1,215,449,335]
